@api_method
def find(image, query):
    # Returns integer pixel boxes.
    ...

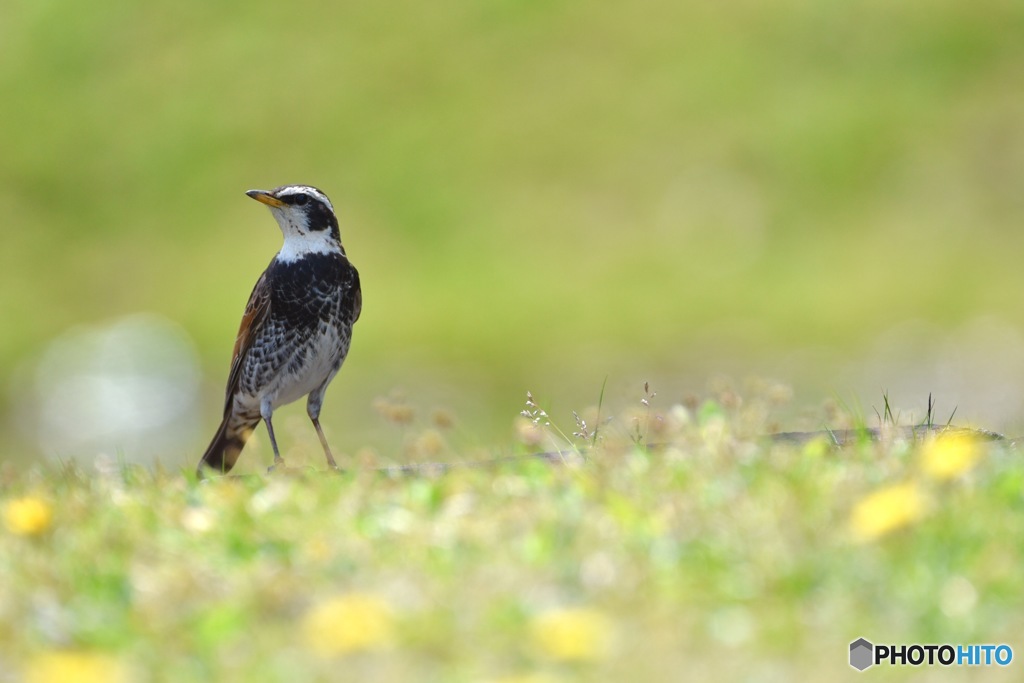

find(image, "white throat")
[275,230,342,263]
[268,205,342,264]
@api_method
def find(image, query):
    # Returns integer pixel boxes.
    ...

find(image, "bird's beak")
[246,189,286,208]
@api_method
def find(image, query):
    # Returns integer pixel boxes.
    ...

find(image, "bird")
[197,185,361,476]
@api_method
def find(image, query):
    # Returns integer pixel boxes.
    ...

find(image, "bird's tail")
[197,412,260,477]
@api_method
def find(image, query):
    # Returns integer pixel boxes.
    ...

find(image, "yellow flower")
[920,433,982,481]
[850,483,926,542]
[302,594,394,656]
[24,651,128,683]
[4,496,53,536]
[530,608,612,662]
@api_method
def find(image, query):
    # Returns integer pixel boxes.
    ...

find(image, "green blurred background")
[2,0,1023,471]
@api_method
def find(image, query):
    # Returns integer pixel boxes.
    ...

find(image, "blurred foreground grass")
[1,392,1020,682]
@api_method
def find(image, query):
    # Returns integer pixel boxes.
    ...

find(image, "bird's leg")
[311,417,339,470]
[307,392,339,470]
[261,401,285,471]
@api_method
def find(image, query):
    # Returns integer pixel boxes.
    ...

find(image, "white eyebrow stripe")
[275,185,335,213]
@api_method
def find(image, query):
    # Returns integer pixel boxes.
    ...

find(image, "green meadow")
[2,0,1024,679]
[3,397,1021,681]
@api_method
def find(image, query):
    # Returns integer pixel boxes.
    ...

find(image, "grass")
[2,388,1020,681]
[2,4,1023,675]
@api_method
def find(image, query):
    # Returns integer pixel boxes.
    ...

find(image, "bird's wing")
[222,269,272,414]
[349,268,362,324]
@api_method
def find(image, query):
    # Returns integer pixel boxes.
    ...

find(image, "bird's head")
[246,185,344,260]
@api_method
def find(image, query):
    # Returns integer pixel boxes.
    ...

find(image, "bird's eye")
[293,195,309,206]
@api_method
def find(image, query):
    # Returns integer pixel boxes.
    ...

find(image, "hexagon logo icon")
[850,638,874,671]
